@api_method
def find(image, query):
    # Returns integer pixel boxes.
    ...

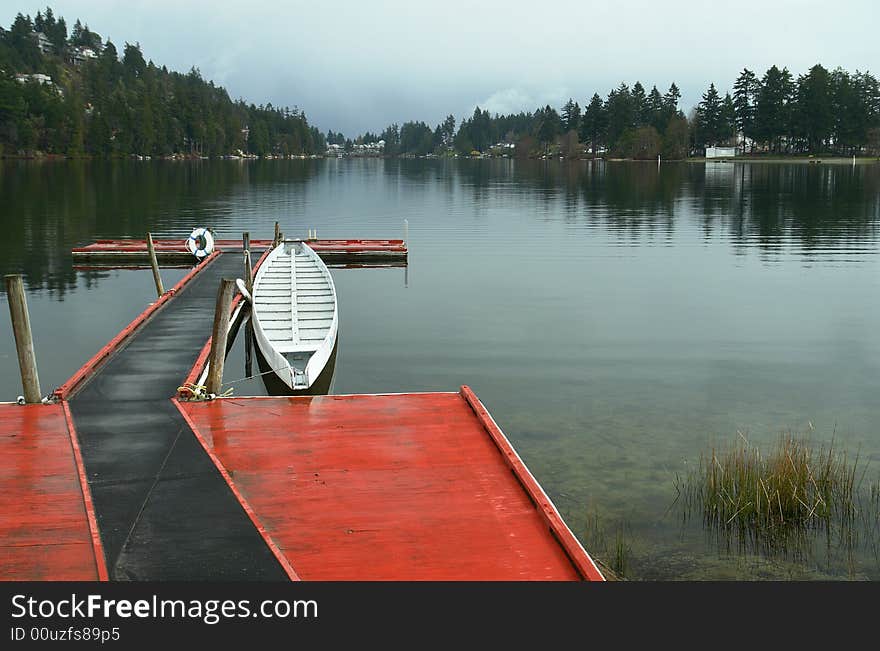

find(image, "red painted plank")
[180,393,601,581]
[459,386,605,581]
[0,403,104,581]
[61,401,109,581]
[172,399,300,580]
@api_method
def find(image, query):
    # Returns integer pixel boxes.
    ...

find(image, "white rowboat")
[248,240,338,392]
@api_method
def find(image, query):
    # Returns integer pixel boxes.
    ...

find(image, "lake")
[2,158,879,580]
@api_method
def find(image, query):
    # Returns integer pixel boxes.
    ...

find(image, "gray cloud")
[12,0,878,135]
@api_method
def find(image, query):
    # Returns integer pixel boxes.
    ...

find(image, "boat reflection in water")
[246,318,338,396]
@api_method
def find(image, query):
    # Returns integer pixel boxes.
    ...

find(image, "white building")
[69,46,98,65]
[705,146,736,159]
[15,73,53,85]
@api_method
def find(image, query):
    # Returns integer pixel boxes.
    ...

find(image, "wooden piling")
[146,233,164,297]
[4,274,42,403]
[273,222,280,247]
[205,278,236,395]
[243,232,253,293]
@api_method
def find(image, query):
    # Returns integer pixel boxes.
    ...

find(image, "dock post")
[403,219,408,246]
[274,222,280,247]
[146,233,164,297]
[206,278,236,396]
[4,274,42,403]
[243,231,253,293]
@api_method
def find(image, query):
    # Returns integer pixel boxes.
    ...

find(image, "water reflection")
[2,158,880,579]
[0,159,320,295]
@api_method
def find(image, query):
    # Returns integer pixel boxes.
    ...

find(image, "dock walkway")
[3,239,603,581]
[66,250,288,580]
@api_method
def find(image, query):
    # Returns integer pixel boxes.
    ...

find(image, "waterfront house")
[705,145,736,158]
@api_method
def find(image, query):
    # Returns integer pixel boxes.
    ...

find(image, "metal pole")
[205,278,236,395]
[5,274,41,403]
[146,233,164,297]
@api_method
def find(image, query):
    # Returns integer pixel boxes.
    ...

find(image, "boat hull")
[253,334,338,396]
[250,241,339,392]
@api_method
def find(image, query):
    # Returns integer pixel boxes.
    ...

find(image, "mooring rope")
[219,363,304,388]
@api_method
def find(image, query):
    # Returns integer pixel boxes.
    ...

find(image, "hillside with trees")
[1,7,877,161]
[0,7,325,157]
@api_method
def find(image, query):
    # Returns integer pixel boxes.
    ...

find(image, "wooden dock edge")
[180,248,272,391]
[170,398,301,581]
[62,400,110,581]
[55,252,221,400]
[459,386,606,581]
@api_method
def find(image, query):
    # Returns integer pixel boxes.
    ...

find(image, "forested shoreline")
[0,8,325,158]
[355,65,879,160]
[1,7,878,161]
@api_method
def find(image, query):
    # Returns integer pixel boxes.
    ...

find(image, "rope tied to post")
[176,382,233,401]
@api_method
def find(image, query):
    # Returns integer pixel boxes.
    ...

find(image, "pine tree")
[695,83,723,146]
[579,93,606,155]
[732,68,758,151]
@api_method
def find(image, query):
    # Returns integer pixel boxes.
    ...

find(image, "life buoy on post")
[186,227,215,260]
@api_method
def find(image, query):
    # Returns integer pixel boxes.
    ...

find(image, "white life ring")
[186,227,215,259]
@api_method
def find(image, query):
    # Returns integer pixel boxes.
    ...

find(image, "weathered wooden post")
[242,231,253,293]
[273,221,280,247]
[146,232,164,297]
[205,278,236,395]
[5,274,42,403]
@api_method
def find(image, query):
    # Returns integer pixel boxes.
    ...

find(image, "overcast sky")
[6,1,878,135]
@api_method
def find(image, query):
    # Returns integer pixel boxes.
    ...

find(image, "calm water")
[2,158,880,580]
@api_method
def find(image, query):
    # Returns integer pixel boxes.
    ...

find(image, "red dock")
[71,238,407,266]
[175,388,603,580]
[4,239,603,581]
[0,403,106,580]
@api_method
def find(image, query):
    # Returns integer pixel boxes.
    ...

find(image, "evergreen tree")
[579,93,606,154]
[631,81,647,125]
[695,83,723,146]
[756,65,795,152]
[647,85,665,130]
[795,64,833,152]
[605,83,635,150]
[732,68,758,151]
[560,98,581,132]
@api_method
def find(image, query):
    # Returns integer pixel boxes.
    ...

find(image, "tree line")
[0,8,325,157]
[350,66,879,159]
[2,7,878,160]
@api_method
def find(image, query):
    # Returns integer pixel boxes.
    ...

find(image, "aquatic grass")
[583,506,630,580]
[674,432,879,562]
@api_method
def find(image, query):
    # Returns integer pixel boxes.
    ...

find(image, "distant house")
[32,31,54,55]
[15,73,53,85]
[69,46,98,65]
[705,146,736,158]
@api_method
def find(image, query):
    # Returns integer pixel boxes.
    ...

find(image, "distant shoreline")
[2,153,878,165]
[685,156,879,165]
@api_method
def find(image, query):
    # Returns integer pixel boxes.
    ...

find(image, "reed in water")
[675,432,879,563]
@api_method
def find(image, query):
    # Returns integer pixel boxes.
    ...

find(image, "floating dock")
[72,238,408,266]
[0,402,106,580]
[176,389,602,580]
[2,245,603,581]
